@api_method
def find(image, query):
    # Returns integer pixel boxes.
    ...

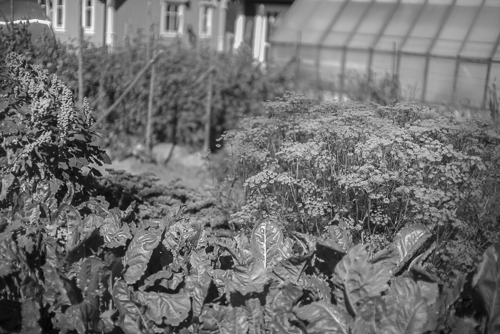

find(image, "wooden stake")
[146,23,156,153]
[78,0,84,107]
[203,66,214,152]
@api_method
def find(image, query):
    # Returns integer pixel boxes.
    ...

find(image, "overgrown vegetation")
[1,22,500,334]
[219,93,500,285]
[0,23,293,158]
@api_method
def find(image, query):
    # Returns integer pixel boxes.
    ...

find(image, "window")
[199,5,213,38]
[54,0,65,31]
[83,0,95,33]
[161,3,185,35]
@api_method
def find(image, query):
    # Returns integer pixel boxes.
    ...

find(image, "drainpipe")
[233,4,244,50]
[107,0,115,48]
[217,0,228,51]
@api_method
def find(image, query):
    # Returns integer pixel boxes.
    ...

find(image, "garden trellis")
[270,0,500,108]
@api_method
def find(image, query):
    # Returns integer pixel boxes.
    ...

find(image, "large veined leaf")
[294,301,353,334]
[273,253,312,283]
[134,291,191,326]
[226,257,269,295]
[112,280,142,332]
[266,282,303,313]
[246,298,264,334]
[100,210,132,248]
[384,277,429,334]
[21,298,42,334]
[325,224,354,252]
[393,225,431,271]
[123,229,163,284]
[472,243,500,334]
[220,306,249,334]
[352,297,391,334]
[333,244,397,315]
[251,219,290,269]
[271,308,302,334]
[185,269,211,318]
[297,274,332,302]
[200,304,229,333]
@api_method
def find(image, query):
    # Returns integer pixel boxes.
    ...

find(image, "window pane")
[460,5,500,58]
[318,48,343,90]
[299,1,344,45]
[456,62,488,107]
[348,3,394,49]
[372,51,396,75]
[425,58,454,103]
[399,55,426,99]
[375,3,423,51]
[401,4,448,53]
[270,0,318,44]
[431,6,477,56]
[57,8,63,26]
[323,2,370,47]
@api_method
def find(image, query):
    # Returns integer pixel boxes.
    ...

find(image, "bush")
[219,93,500,284]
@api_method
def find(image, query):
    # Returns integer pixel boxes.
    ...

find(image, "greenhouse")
[269,0,500,108]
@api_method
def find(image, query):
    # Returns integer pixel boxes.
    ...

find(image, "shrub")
[219,93,500,284]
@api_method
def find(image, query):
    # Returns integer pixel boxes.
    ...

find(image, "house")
[42,0,230,50]
[0,0,53,40]
[226,0,293,61]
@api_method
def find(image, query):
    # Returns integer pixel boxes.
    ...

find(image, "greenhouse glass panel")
[269,44,296,63]
[372,52,396,75]
[425,58,455,103]
[375,3,423,51]
[456,62,488,107]
[399,55,425,100]
[346,50,369,73]
[401,3,449,54]
[490,64,500,87]
[348,3,394,49]
[494,44,500,61]
[460,4,500,58]
[297,0,345,45]
[322,2,371,47]
[318,48,343,88]
[430,5,478,57]
[270,0,319,44]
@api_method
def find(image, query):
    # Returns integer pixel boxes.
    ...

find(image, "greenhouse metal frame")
[269,0,500,108]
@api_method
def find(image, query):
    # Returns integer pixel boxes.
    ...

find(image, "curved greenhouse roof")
[269,0,500,108]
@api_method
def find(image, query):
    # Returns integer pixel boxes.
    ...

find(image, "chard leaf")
[273,253,311,283]
[325,224,353,252]
[246,298,264,334]
[384,277,428,334]
[393,225,431,271]
[200,304,228,333]
[294,301,353,334]
[472,243,500,334]
[21,299,41,334]
[333,244,397,315]
[112,280,142,327]
[271,308,302,334]
[251,219,289,269]
[123,229,163,284]
[220,306,249,334]
[298,274,332,302]
[141,269,173,291]
[226,257,269,295]
[134,291,190,326]
[100,210,132,248]
[353,297,390,334]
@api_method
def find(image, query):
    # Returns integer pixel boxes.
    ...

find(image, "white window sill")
[200,34,212,39]
[161,31,182,37]
[54,27,65,32]
[84,29,95,35]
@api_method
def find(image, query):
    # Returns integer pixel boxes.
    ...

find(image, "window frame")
[82,0,95,34]
[160,2,185,36]
[54,0,65,31]
[199,5,214,38]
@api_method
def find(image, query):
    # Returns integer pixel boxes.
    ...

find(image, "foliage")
[488,81,499,124]
[345,70,401,106]
[0,24,294,158]
[219,93,500,284]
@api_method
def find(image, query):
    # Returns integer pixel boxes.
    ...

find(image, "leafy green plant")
[218,93,500,284]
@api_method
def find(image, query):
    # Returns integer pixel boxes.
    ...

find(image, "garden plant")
[1,52,500,334]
